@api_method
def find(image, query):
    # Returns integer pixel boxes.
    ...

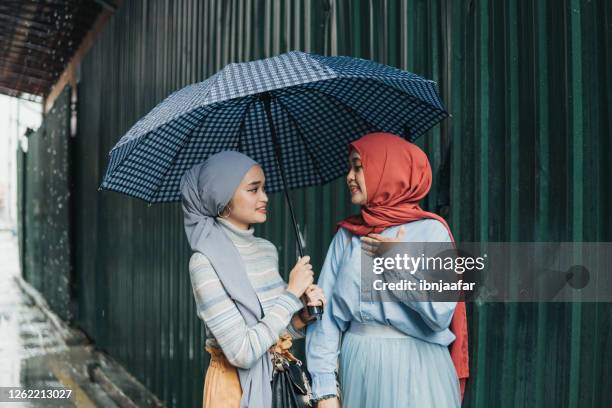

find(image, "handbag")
[271,336,313,408]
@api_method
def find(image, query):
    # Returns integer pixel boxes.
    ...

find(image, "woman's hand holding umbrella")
[286,256,315,298]
[286,256,327,327]
[300,285,326,321]
[290,284,327,330]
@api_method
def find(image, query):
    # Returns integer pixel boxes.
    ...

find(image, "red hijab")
[337,132,469,399]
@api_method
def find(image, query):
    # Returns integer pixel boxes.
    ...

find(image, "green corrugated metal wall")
[16,138,26,277]
[448,2,611,406]
[20,87,73,322]
[34,0,608,407]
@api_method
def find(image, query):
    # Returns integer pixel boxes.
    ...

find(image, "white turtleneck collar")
[216,217,256,246]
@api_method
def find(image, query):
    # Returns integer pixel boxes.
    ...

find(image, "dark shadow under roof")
[0,0,109,100]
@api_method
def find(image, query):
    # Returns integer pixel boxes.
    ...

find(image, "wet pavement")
[0,229,119,407]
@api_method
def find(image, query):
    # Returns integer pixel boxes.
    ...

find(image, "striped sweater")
[189,217,305,369]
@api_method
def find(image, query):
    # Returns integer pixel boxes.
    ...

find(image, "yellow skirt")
[202,346,242,408]
[202,335,295,408]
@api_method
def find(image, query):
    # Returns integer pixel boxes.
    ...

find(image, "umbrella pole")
[260,92,304,257]
[260,92,323,319]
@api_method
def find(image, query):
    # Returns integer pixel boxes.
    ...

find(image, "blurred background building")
[0,96,41,230]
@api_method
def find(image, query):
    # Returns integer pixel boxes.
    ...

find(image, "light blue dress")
[306,219,460,408]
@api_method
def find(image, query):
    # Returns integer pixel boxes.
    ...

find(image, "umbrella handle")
[307,305,323,320]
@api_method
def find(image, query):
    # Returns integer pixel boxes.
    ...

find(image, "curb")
[13,275,88,345]
[14,275,164,408]
[89,363,138,408]
[89,353,164,408]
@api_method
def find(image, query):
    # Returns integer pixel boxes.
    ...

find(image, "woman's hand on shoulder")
[360,225,406,257]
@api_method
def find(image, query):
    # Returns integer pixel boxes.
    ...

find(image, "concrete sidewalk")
[0,229,164,408]
[0,230,119,407]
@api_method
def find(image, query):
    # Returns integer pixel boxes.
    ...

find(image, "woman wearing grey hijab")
[181,151,326,408]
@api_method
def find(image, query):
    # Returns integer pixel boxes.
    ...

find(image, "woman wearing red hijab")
[306,133,469,408]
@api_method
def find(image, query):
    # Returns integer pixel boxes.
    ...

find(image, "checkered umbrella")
[101,51,448,204]
[101,51,448,318]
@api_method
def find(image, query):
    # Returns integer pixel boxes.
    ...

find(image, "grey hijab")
[180,151,270,408]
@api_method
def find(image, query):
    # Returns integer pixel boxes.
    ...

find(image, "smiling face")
[224,165,268,229]
[346,149,367,206]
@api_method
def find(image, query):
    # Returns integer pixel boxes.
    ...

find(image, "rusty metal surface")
[0,1,103,98]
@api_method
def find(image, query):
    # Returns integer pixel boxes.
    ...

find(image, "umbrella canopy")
[100,51,448,203]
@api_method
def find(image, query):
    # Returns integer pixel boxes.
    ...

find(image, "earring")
[217,206,231,218]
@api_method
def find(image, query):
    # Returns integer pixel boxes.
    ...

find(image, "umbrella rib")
[358,78,449,137]
[373,78,448,113]
[147,101,240,201]
[290,86,378,132]
[147,120,205,202]
[273,95,325,184]
[236,96,257,151]
[300,78,447,139]
[368,81,448,140]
